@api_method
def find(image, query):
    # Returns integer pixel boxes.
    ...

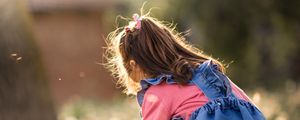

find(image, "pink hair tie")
[124,14,143,33]
[132,14,142,29]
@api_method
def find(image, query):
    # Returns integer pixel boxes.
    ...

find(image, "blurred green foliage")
[160,0,300,90]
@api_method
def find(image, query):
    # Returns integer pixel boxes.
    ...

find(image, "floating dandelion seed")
[79,72,85,78]
[10,53,17,57]
[16,57,22,61]
[10,53,22,62]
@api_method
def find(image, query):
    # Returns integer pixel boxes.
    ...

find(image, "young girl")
[105,13,261,120]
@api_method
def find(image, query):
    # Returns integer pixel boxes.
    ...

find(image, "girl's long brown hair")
[105,14,225,95]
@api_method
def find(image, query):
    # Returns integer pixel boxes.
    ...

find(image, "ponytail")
[171,57,194,84]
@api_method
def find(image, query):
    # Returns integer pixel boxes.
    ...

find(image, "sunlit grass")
[58,96,140,120]
[249,87,300,120]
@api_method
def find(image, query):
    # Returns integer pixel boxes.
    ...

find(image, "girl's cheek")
[128,66,143,82]
[129,72,138,82]
[129,74,135,82]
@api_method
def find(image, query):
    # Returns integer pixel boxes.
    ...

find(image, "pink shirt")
[141,81,252,120]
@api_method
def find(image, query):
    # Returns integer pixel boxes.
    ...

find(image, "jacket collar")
[139,59,213,90]
[139,74,175,90]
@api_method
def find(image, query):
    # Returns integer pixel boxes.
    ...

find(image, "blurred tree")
[163,0,300,90]
[0,0,56,120]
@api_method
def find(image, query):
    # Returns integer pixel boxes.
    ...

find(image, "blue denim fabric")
[137,59,265,120]
[189,60,265,120]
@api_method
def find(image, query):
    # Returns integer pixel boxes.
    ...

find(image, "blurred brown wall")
[31,11,117,105]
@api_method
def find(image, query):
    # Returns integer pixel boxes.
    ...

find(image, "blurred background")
[0,0,299,120]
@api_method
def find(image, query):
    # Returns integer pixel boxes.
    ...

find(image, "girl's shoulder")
[144,82,208,106]
[146,82,202,96]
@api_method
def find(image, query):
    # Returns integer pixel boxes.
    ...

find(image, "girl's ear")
[129,60,136,69]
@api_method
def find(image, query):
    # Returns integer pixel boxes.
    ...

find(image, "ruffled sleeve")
[191,59,233,99]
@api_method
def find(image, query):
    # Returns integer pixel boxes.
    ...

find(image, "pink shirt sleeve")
[141,83,209,120]
[141,91,171,120]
